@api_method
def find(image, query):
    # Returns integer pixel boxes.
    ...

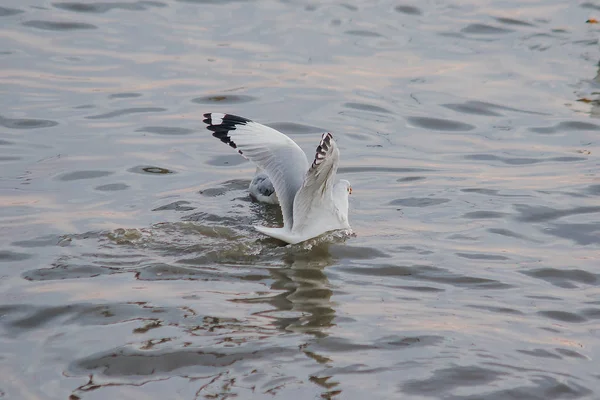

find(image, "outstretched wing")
[203,113,309,228]
[291,132,339,233]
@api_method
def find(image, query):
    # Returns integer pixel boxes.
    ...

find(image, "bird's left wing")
[203,113,309,228]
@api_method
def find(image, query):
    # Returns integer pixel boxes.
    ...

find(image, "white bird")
[203,113,352,244]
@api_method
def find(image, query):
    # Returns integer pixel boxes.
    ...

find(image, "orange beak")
[349,187,353,195]
[587,18,598,24]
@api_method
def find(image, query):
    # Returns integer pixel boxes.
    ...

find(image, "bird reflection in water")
[231,242,342,398]
[234,244,337,336]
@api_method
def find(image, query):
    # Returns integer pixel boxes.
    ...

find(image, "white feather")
[204,113,308,228]
[204,113,351,244]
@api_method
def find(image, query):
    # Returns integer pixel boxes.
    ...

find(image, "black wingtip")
[202,113,252,128]
[203,113,253,155]
[222,114,252,124]
[312,132,333,167]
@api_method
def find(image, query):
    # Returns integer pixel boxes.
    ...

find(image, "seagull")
[203,113,352,244]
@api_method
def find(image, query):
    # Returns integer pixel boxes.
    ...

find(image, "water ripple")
[0,6,23,16]
[53,1,166,13]
[394,5,422,15]
[136,126,195,135]
[461,24,514,35]
[127,165,176,174]
[22,20,98,31]
[529,121,600,134]
[57,170,114,181]
[85,107,166,119]
[389,198,450,207]
[494,17,535,27]
[192,95,256,104]
[2,0,599,397]
[0,115,58,129]
[342,264,511,289]
[407,116,475,131]
[465,154,586,165]
[514,205,600,222]
[403,366,506,395]
[522,268,599,288]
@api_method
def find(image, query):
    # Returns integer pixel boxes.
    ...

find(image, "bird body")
[203,113,352,244]
[249,168,278,204]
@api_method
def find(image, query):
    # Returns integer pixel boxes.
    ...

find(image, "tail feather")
[254,226,301,244]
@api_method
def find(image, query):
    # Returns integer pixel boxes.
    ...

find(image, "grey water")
[1,0,599,398]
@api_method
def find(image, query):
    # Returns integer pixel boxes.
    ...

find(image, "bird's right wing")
[291,132,339,233]
[203,113,309,228]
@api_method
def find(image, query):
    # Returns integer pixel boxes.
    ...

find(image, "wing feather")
[292,132,339,233]
[203,113,309,228]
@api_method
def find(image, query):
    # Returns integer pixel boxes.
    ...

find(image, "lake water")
[1,0,599,398]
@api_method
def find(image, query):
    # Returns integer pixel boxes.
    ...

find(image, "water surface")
[1,0,599,398]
